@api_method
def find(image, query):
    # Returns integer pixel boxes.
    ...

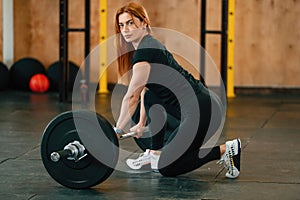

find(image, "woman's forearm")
[138,88,147,126]
[116,62,150,130]
[116,94,139,130]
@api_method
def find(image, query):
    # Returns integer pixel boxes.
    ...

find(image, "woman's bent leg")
[159,146,221,177]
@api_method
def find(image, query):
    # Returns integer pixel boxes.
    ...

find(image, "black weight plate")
[73,111,119,170]
[41,110,119,189]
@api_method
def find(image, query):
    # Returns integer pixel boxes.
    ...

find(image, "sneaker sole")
[226,139,241,179]
[233,139,241,171]
[126,159,151,170]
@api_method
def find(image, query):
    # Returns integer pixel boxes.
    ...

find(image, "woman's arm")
[128,87,148,138]
[138,88,147,126]
[116,61,150,130]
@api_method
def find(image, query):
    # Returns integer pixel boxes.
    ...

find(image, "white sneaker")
[217,138,241,179]
[126,149,151,170]
[150,152,160,173]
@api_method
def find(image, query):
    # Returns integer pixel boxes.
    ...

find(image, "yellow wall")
[235,0,300,87]
[1,0,299,88]
[13,0,100,68]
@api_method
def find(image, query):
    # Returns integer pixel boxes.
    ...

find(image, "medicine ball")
[10,58,46,90]
[29,74,50,93]
[47,61,82,91]
[0,62,10,90]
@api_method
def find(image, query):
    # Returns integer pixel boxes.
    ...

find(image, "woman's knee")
[159,167,178,177]
[158,158,181,177]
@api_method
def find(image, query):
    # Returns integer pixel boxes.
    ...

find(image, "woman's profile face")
[118,12,146,44]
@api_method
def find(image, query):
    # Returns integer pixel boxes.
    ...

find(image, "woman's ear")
[141,21,147,29]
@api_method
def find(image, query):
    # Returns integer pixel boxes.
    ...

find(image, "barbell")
[40,108,178,189]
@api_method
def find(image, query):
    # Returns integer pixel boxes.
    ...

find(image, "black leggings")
[144,88,223,177]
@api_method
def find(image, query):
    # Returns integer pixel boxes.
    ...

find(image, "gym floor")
[0,90,299,200]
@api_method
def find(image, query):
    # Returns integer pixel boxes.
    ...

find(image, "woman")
[113,2,241,178]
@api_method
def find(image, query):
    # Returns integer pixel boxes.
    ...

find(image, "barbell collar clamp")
[50,140,86,162]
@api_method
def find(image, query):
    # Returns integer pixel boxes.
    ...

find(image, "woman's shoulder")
[133,35,168,65]
[139,35,165,50]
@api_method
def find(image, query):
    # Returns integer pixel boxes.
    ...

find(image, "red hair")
[115,2,151,77]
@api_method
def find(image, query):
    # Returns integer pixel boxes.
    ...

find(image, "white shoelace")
[217,145,235,175]
[131,150,150,166]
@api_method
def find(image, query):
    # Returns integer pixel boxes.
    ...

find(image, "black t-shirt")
[132,35,205,108]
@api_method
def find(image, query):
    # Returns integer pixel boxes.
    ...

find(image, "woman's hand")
[130,124,146,138]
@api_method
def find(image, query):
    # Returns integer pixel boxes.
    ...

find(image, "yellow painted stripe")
[227,0,235,98]
[98,0,109,94]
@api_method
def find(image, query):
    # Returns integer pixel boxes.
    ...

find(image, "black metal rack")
[200,0,228,91]
[59,0,90,102]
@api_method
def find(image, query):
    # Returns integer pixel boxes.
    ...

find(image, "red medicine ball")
[29,74,50,93]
